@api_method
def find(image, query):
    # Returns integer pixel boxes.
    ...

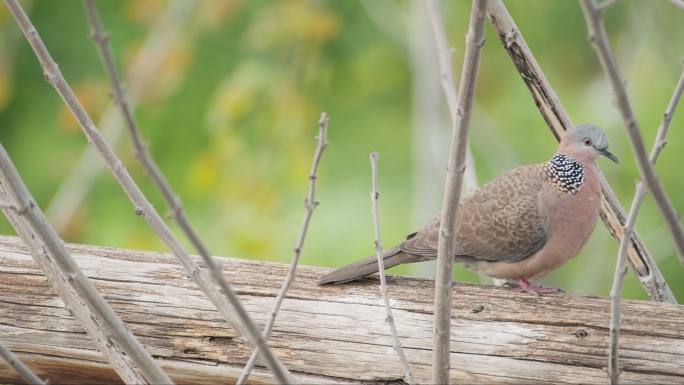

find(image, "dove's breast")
[464,161,602,280]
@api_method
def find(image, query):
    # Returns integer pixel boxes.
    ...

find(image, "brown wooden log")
[0,235,682,384]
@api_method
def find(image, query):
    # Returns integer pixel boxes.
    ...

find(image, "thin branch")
[364,1,480,239]
[0,143,171,384]
[486,0,676,303]
[425,0,488,383]
[236,112,329,385]
[421,1,480,196]
[0,340,47,385]
[425,3,458,121]
[607,60,684,385]
[580,0,684,265]
[46,0,196,231]
[369,151,416,385]
[86,2,290,380]
[3,1,295,383]
[648,67,684,163]
[82,0,213,276]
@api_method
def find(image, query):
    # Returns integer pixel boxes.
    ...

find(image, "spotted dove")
[319,124,618,294]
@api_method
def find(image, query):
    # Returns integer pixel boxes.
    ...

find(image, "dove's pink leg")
[514,278,563,295]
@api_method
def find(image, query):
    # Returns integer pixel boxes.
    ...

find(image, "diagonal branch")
[416,2,478,193]
[580,0,684,266]
[363,0,480,198]
[369,151,416,385]
[82,0,213,276]
[424,0,480,196]
[0,340,46,385]
[486,0,676,303]
[0,197,150,384]
[426,0,488,383]
[46,0,196,231]
[236,113,329,385]
[0,143,171,385]
[3,1,295,383]
[596,34,684,385]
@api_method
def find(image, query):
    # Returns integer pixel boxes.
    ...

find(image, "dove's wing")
[401,165,549,263]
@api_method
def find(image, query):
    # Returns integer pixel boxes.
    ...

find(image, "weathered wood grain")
[0,235,682,384]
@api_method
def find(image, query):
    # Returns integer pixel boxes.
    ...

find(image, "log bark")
[0,235,682,384]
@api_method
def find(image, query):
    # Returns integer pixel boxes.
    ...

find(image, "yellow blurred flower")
[188,152,220,193]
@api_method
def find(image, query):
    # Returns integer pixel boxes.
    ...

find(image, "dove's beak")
[599,148,619,163]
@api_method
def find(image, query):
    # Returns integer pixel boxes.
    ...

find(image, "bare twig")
[0,340,46,385]
[46,0,196,231]
[607,62,684,385]
[236,113,329,384]
[82,0,213,277]
[369,151,416,385]
[3,1,294,383]
[424,0,481,196]
[486,0,676,303]
[580,0,684,266]
[425,0,488,383]
[364,0,479,222]
[86,2,295,380]
[648,67,684,163]
[0,143,171,384]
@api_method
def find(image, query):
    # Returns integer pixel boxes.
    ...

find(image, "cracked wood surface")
[0,235,682,384]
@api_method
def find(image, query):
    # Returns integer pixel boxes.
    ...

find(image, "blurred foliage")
[0,0,683,300]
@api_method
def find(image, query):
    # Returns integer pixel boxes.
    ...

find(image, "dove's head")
[558,124,618,164]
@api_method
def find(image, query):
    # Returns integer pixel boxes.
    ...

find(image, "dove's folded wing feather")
[400,165,549,263]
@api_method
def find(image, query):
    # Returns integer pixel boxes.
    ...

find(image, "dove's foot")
[513,278,564,295]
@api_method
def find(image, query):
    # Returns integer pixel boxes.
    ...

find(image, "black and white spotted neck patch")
[544,154,584,194]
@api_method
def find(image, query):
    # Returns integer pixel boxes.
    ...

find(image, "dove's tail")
[318,247,426,285]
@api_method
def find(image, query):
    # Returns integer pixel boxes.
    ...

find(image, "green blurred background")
[0,0,682,300]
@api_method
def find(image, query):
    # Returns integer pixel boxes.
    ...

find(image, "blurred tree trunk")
[408,0,447,279]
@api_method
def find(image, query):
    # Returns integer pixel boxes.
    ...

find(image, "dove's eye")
[583,138,592,146]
